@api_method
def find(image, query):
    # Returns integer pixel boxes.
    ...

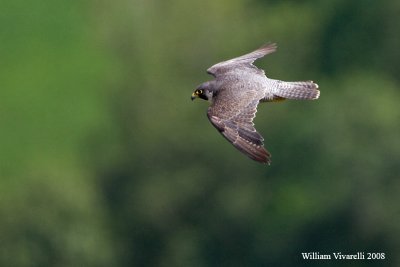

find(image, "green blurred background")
[1,0,399,266]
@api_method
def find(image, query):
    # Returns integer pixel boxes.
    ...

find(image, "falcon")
[191,43,320,164]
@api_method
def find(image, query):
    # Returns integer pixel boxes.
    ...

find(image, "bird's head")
[191,82,215,101]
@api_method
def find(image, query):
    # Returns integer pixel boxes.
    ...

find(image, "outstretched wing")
[207,43,277,78]
[207,95,271,164]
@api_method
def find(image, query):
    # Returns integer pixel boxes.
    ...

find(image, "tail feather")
[274,80,320,100]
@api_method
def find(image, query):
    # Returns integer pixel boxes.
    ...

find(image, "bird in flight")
[191,43,320,164]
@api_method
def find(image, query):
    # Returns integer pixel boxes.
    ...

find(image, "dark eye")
[197,89,203,94]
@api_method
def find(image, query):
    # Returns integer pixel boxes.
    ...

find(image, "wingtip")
[259,158,272,165]
[251,145,272,165]
[259,42,278,53]
[260,152,272,165]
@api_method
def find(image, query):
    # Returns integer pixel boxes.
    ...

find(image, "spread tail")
[274,80,320,100]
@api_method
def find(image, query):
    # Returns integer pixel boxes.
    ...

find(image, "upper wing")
[207,43,277,78]
[207,97,271,164]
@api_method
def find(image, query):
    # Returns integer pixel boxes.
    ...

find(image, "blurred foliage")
[1,0,399,266]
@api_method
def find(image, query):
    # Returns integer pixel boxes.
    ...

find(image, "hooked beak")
[191,93,197,101]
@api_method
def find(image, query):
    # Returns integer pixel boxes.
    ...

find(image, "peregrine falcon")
[191,43,319,164]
